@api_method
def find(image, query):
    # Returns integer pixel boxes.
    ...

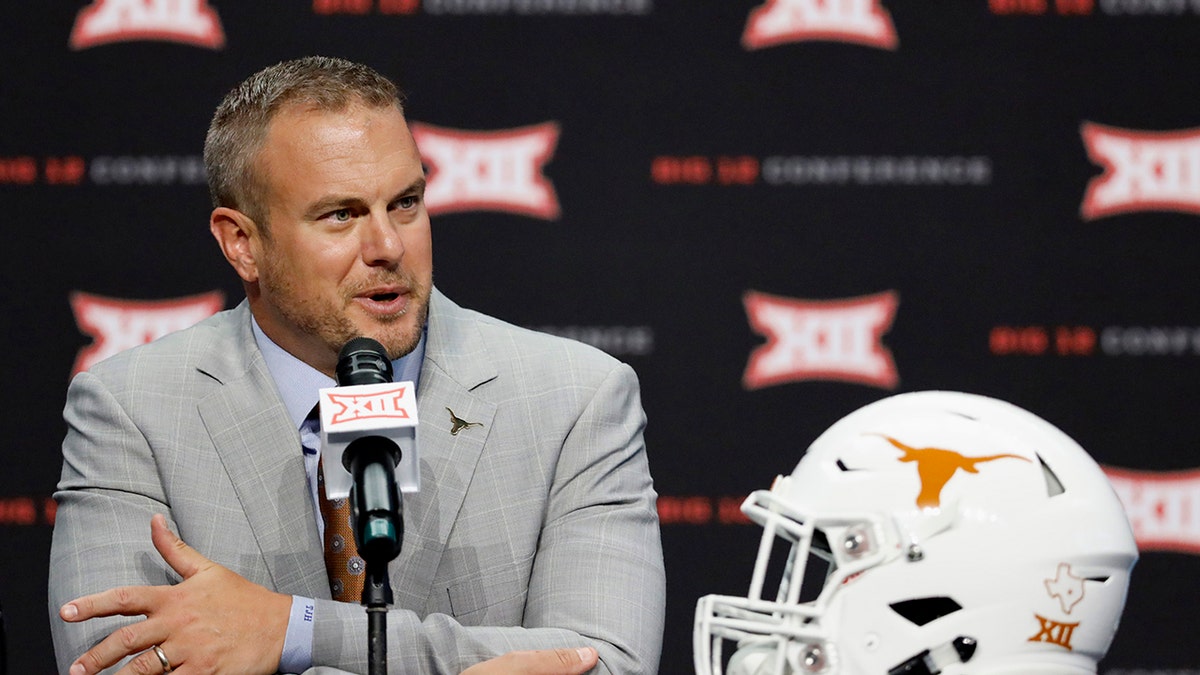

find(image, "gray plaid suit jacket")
[49,289,665,674]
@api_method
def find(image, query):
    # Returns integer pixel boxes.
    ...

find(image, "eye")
[395,195,419,210]
[331,208,353,222]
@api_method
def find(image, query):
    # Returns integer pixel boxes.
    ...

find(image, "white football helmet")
[695,391,1137,675]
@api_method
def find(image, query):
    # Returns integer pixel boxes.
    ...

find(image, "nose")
[360,209,404,267]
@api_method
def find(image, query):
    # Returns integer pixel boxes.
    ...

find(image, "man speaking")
[48,56,664,675]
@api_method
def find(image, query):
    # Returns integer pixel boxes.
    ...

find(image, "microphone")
[318,337,420,564]
[323,338,415,668]
[337,337,402,562]
[337,336,394,386]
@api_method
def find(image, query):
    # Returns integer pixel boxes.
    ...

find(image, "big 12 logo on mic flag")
[319,381,420,499]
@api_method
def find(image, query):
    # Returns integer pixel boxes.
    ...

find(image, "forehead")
[255,102,421,205]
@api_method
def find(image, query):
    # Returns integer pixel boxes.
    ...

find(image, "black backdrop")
[3,2,1199,673]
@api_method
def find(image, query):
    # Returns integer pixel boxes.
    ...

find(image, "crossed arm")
[58,515,598,675]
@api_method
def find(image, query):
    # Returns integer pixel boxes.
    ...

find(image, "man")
[49,56,665,675]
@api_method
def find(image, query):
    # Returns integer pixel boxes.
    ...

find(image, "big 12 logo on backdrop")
[1080,122,1200,220]
[70,291,224,376]
[1104,466,1200,555]
[742,0,898,50]
[411,122,561,220]
[742,289,900,390]
[70,0,225,50]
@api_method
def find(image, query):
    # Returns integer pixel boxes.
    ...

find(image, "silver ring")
[152,644,173,673]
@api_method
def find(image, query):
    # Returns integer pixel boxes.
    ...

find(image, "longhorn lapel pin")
[447,407,483,436]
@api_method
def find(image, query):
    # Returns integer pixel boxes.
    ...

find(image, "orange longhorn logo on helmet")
[874,434,1030,508]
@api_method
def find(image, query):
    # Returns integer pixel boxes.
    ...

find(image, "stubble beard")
[259,256,431,364]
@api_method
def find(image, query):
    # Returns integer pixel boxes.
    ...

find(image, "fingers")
[65,620,169,675]
[150,513,209,580]
[60,585,158,623]
[462,647,599,675]
[561,647,598,672]
[63,515,290,675]
[536,647,598,671]
[118,646,176,675]
[60,515,183,623]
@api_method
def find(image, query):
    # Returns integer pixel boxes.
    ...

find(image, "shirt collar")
[251,318,427,430]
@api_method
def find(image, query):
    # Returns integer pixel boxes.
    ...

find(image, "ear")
[210,206,262,284]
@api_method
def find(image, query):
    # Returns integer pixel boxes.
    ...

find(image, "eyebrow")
[304,176,427,218]
[401,177,427,200]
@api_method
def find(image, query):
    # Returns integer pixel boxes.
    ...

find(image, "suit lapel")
[389,290,498,609]
[195,304,330,598]
[190,294,498,606]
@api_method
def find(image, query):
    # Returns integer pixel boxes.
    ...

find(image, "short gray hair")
[203,56,405,227]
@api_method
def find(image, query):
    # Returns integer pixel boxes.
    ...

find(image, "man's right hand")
[59,514,290,675]
[461,647,598,675]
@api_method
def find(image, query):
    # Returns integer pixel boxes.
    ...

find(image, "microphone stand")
[346,438,405,675]
[333,336,409,675]
[363,536,397,675]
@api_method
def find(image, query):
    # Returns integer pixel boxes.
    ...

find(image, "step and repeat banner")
[3,1,1199,672]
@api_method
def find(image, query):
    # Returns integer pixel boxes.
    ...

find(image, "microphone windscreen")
[336,337,393,386]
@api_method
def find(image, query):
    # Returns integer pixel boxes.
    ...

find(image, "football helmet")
[694,391,1137,675]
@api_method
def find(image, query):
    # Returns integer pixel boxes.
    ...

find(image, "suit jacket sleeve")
[310,361,666,675]
[47,313,317,675]
[49,368,180,674]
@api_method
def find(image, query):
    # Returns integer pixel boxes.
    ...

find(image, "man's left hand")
[59,513,291,675]
[461,647,599,675]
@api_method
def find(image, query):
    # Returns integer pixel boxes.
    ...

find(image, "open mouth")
[371,291,400,302]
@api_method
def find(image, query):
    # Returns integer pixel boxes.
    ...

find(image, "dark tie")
[303,411,366,602]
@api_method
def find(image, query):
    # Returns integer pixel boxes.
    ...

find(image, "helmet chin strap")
[888,636,977,675]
